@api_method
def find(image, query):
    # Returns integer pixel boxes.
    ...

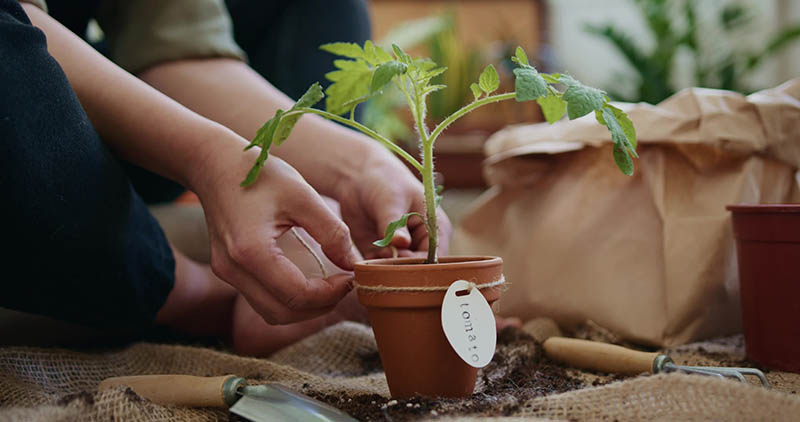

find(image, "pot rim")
[355,255,502,272]
[727,203,800,213]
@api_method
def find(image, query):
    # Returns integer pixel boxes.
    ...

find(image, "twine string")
[290,227,329,278]
[353,275,506,292]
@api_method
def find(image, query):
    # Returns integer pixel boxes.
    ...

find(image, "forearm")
[137,58,394,198]
[21,4,243,190]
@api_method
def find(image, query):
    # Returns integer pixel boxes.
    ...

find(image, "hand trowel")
[99,374,359,422]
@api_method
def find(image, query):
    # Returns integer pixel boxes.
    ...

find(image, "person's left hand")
[333,147,452,260]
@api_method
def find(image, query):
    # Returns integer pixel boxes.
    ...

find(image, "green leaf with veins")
[470,83,482,100]
[274,83,324,145]
[478,64,500,94]
[600,106,638,158]
[596,104,637,150]
[241,109,284,186]
[512,46,530,66]
[392,43,411,64]
[612,143,634,176]
[513,67,548,101]
[373,212,422,247]
[560,75,607,119]
[536,93,568,123]
[320,42,365,60]
[324,59,373,115]
[542,73,562,84]
[371,61,408,93]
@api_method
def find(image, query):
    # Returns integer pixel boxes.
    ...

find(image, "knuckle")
[328,222,351,246]
[228,238,258,266]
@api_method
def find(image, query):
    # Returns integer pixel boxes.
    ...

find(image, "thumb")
[291,194,358,271]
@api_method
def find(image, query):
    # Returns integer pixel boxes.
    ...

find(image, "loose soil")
[303,327,586,421]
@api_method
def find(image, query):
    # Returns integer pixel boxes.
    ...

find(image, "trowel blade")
[230,384,358,422]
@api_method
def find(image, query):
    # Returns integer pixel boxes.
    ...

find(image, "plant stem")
[291,107,423,171]
[428,92,516,144]
[421,139,438,264]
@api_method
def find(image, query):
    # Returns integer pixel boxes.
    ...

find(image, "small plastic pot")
[355,256,503,398]
[728,204,800,373]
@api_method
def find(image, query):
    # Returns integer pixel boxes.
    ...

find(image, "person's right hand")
[190,139,358,325]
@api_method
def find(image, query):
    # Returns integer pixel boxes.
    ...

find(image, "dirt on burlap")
[1,320,798,421]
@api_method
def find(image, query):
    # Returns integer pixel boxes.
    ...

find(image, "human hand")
[334,147,453,259]
[190,140,358,325]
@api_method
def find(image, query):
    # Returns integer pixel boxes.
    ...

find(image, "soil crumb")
[305,326,585,421]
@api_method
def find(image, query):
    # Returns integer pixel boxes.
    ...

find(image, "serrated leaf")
[320,42,364,59]
[601,107,638,158]
[604,104,637,149]
[513,67,548,102]
[612,143,634,176]
[542,73,562,84]
[536,93,567,124]
[392,43,411,64]
[421,84,446,96]
[478,64,500,94]
[324,59,372,115]
[241,110,283,186]
[514,46,529,66]
[370,61,407,93]
[372,212,422,247]
[273,83,324,145]
[470,83,482,100]
[561,76,607,120]
[422,67,448,79]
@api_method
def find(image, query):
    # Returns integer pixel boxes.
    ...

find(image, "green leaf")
[392,43,411,64]
[536,93,567,124]
[601,104,637,150]
[512,46,529,66]
[421,84,446,96]
[320,42,365,59]
[240,110,283,186]
[470,83,482,100]
[372,212,422,247]
[273,83,324,145]
[513,67,548,101]
[601,106,638,157]
[324,59,373,115]
[612,143,634,176]
[561,75,607,119]
[370,61,408,93]
[478,64,500,94]
[542,73,562,84]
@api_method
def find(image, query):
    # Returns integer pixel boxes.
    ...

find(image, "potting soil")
[1,319,799,421]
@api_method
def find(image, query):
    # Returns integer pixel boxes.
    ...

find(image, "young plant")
[240,41,638,264]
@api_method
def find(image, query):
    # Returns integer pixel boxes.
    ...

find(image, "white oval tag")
[441,280,497,368]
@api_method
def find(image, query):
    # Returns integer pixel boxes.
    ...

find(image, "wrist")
[185,122,251,194]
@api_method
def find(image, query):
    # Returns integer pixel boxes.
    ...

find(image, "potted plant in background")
[240,41,638,397]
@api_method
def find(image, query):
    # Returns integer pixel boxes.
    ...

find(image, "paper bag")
[453,79,800,346]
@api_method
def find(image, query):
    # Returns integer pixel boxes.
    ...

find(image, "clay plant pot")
[728,204,800,373]
[354,256,503,398]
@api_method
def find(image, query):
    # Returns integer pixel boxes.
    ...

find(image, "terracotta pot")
[728,204,800,373]
[355,256,503,398]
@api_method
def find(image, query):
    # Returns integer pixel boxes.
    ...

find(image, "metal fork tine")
[668,363,771,388]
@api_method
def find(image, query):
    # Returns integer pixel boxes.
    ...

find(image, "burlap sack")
[453,79,800,347]
[1,320,799,421]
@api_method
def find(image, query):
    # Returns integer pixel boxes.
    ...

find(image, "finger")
[216,255,341,324]
[290,192,359,271]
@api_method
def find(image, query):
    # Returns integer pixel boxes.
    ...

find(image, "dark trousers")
[0,0,369,331]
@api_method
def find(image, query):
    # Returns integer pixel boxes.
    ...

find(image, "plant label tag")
[441,280,496,368]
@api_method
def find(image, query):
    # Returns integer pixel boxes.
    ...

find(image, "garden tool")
[99,375,359,422]
[543,337,770,388]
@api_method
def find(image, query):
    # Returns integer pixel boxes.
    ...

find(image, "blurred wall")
[549,0,800,100]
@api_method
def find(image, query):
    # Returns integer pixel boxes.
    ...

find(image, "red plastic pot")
[727,204,800,373]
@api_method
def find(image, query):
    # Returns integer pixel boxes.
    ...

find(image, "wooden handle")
[543,337,660,375]
[98,375,242,408]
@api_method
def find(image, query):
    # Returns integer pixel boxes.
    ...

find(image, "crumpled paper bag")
[453,79,800,346]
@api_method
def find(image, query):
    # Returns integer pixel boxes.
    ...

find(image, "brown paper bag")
[453,79,800,346]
